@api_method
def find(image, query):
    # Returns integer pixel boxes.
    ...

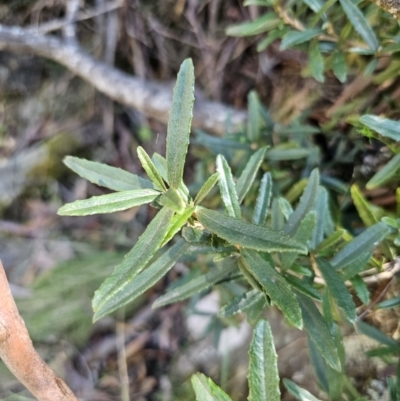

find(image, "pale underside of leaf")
[191,373,233,401]
[58,189,160,216]
[63,156,153,191]
[252,172,272,225]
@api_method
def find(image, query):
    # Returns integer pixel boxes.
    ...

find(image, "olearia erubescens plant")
[226,0,400,84]
[58,59,400,400]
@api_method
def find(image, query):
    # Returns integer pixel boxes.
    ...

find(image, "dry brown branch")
[0,260,77,401]
[0,24,246,136]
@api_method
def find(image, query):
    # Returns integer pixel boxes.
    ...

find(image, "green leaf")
[361,114,400,142]
[351,184,378,226]
[93,239,189,320]
[278,197,293,220]
[266,148,311,161]
[327,325,345,401]
[216,154,241,218]
[284,168,319,236]
[377,296,400,309]
[197,208,308,254]
[152,153,190,201]
[159,187,186,214]
[332,51,347,83]
[349,274,370,305]
[339,0,379,52]
[191,373,232,401]
[161,205,195,246]
[283,379,322,401]
[241,249,303,328]
[356,321,400,347]
[330,222,391,269]
[316,258,356,322]
[236,147,267,203]
[315,229,346,254]
[247,91,261,142]
[218,289,266,318]
[310,186,332,249]
[58,189,160,216]
[166,59,195,190]
[341,251,371,280]
[153,257,237,308]
[309,39,325,83]
[302,0,324,13]
[194,173,220,205]
[226,13,280,37]
[137,146,167,191]
[92,207,175,320]
[280,29,322,51]
[296,292,341,370]
[285,274,322,301]
[252,172,272,225]
[248,319,280,401]
[366,154,400,189]
[282,211,316,269]
[63,156,153,191]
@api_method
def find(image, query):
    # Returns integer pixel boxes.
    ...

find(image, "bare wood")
[0,25,246,136]
[0,260,77,401]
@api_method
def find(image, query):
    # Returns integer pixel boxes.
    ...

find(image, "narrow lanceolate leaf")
[236,147,267,203]
[218,289,266,318]
[161,206,195,247]
[330,222,391,269]
[158,187,186,214]
[316,258,356,323]
[191,373,232,401]
[93,239,190,321]
[92,207,175,320]
[296,292,341,371]
[350,184,378,227]
[341,251,371,280]
[280,29,322,51]
[253,172,272,225]
[216,154,241,218]
[284,169,319,236]
[194,173,219,205]
[315,229,346,254]
[247,91,261,142]
[360,115,400,141]
[197,208,308,254]
[241,249,303,329]
[283,379,322,401]
[153,257,237,308]
[309,39,325,83]
[356,321,400,347]
[349,274,370,305]
[63,156,153,191]
[332,51,347,83]
[310,187,331,250]
[366,154,400,189]
[58,189,160,216]
[339,0,379,52]
[166,59,195,189]
[226,13,280,37]
[282,211,315,269]
[248,319,280,401]
[137,146,167,191]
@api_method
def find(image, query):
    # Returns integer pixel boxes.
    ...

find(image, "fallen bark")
[0,25,246,136]
[0,260,77,401]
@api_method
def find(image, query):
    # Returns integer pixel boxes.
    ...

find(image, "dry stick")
[0,25,246,137]
[0,260,77,401]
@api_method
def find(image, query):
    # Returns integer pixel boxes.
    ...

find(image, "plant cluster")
[59,56,400,400]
